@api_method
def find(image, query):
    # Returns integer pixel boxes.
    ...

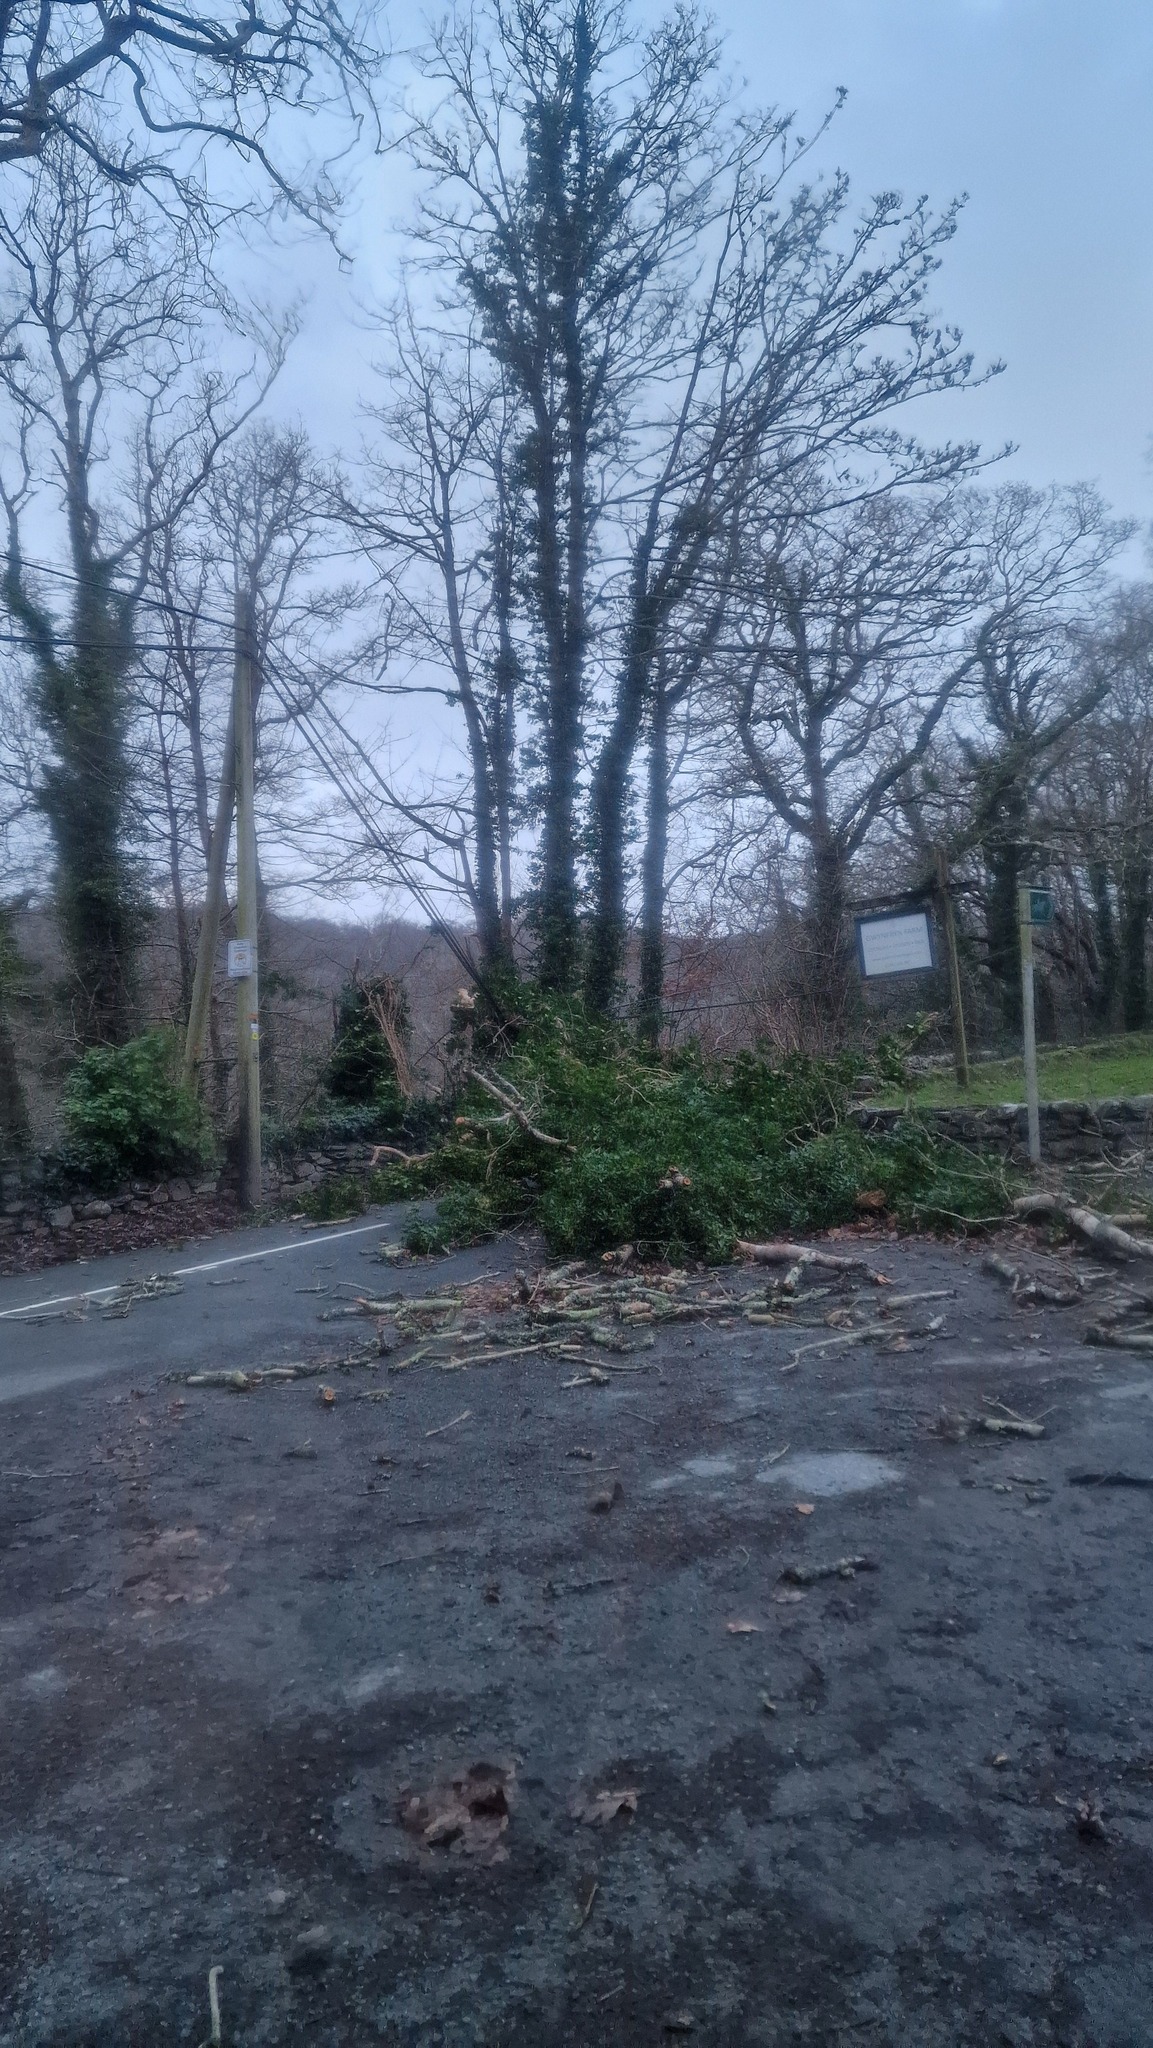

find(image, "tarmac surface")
[1,1217,1152,2046]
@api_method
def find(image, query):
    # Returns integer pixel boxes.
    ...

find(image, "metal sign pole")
[1018,885,1042,1166]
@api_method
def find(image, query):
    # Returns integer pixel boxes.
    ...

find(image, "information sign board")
[854,908,935,979]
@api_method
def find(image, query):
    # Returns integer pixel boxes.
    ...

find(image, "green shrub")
[325,975,411,1128]
[403,1000,1016,1261]
[294,1160,436,1222]
[60,1029,214,1189]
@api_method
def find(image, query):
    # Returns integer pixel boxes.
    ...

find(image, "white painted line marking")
[0,1218,394,1321]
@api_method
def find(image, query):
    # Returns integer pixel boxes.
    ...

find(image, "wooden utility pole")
[934,846,970,1090]
[233,591,262,1208]
[1018,885,1042,1166]
[181,693,237,1090]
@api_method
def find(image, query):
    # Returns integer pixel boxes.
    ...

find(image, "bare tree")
[708,486,981,1021]
[372,0,993,1017]
[953,483,1133,1030]
[345,317,524,976]
[0,139,236,1041]
[141,416,376,1100]
[0,0,380,226]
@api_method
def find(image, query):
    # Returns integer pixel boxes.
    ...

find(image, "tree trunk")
[981,778,1031,1035]
[1119,850,1151,1031]
[585,616,655,1015]
[0,908,30,1156]
[637,673,672,1047]
[1088,858,1119,1029]
[807,832,856,1030]
[42,575,145,1046]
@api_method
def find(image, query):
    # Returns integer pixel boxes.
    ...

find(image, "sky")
[267,0,1153,544]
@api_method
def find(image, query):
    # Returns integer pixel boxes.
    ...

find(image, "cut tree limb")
[1012,1194,1153,1262]
[735,1242,891,1282]
[466,1069,574,1150]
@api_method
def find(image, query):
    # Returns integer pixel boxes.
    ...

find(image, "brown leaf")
[853,1189,889,1213]
[725,1620,761,1635]
[794,1502,815,1515]
[398,1762,515,1863]
[571,1786,639,1826]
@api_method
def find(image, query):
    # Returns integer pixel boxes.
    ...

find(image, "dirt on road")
[1,1229,1152,2047]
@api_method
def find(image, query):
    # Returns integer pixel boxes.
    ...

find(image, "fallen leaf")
[663,2018,695,2036]
[772,1588,806,1604]
[992,1753,1009,1768]
[398,1762,515,1863]
[725,1620,761,1635]
[853,1189,888,1213]
[794,1502,814,1515]
[571,1787,638,1826]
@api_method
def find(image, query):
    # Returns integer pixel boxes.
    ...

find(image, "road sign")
[854,908,935,979]
[227,938,255,980]
[1022,888,1054,927]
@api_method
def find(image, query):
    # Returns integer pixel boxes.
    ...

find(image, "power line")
[258,661,506,1015]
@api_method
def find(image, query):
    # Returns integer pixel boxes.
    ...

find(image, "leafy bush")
[394,999,1013,1261]
[60,1030,214,1189]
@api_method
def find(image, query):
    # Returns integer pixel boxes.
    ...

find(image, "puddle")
[755,1451,903,1496]
[649,1454,738,1493]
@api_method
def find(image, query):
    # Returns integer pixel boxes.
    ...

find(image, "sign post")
[1017,886,1053,1167]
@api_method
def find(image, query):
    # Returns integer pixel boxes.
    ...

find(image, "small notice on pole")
[1021,888,1054,928]
[854,909,935,979]
[227,939,255,980]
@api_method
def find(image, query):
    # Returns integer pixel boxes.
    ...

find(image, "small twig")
[577,1880,598,1929]
[195,1965,222,2048]
[424,1409,472,1438]
[0,1468,78,1479]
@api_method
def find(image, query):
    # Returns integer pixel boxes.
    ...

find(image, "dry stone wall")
[853,1096,1153,1166]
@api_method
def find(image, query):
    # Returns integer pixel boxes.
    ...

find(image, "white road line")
[0,1217,393,1321]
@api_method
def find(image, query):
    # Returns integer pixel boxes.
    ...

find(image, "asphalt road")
[0,1205,411,1404]
[3,1228,1153,2046]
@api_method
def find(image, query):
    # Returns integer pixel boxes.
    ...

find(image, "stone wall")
[852,1096,1153,1166]
[0,1140,384,1242]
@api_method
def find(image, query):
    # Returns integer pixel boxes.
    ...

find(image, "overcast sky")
[267,0,1153,545]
